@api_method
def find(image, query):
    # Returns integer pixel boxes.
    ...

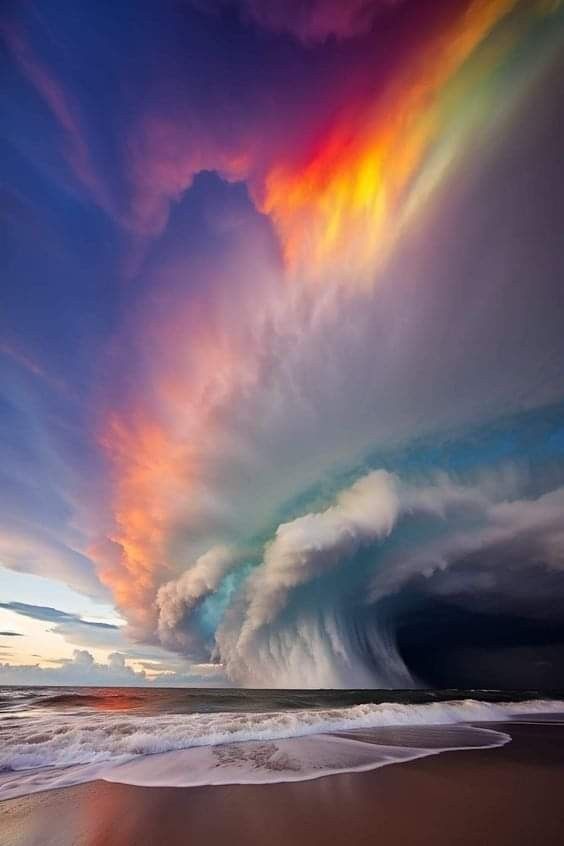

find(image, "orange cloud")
[93,304,258,632]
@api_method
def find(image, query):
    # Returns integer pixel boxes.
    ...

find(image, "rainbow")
[261,0,562,286]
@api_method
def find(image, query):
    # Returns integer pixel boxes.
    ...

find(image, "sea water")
[1,687,563,800]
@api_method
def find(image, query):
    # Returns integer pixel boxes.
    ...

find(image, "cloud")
[0,648,145,686]
[154,465,564,687]
[0,649,229,687]
[0,20,113,215]
[0,341,68,394]
[211,470,490,685]
[154,472,405,684]
[2,0,563,691]
[0,524,106,601]
[157,546,238,654]
[375,486,564,620]
[0,601,124,650]
[0,630,23,637]
[0,601,118,630]
[0,372,108,603]
[237,471,399,643]
[95,40,564,659]
[207,1,403,43]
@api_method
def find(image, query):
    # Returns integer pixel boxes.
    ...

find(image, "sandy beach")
[2,721,563,846]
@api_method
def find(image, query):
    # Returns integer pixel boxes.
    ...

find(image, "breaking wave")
[1,698,562,801]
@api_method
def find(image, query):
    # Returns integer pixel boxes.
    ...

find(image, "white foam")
[0,699,561,800]
[103,726,510,789]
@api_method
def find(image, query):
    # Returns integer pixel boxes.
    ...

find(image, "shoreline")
[2,721,564,845]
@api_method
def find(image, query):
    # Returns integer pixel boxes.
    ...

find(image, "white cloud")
[238,470,399,645]
[0,648,229,687]
[157,545,238,654]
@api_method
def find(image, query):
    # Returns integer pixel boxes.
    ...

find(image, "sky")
[1,0,564,688]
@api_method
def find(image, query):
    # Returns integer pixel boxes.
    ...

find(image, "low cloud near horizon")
[0,648,229,687]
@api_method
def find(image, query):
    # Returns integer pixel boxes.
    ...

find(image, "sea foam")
[0,698,562,800]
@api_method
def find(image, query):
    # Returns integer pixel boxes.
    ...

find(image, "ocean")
[1,687,563,801]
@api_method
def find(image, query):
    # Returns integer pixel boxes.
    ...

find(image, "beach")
[2,721,563,846]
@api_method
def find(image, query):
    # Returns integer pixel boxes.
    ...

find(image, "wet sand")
[2,721,563,846]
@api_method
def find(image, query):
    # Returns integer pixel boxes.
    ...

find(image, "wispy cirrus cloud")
[0,20,114,216]
[0,601,123,651]
[0,601,119,629]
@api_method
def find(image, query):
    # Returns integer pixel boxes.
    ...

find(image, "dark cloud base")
[396,597,564,689]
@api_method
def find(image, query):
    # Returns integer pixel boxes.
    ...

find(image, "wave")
[104,725,510,789]
[40,693,114,707]
[40,691,146,709]
[0,698,562,801]
[0,687,149,714]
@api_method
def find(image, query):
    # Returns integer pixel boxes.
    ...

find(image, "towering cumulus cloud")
[3,0,564,686]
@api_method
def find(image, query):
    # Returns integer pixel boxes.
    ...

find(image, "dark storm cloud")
[396,598,564,688]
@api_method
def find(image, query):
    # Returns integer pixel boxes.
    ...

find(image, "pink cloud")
[205,0,404,43]
[124,112,253,237]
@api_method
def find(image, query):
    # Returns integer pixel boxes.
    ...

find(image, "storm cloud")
[2,0,564,687]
